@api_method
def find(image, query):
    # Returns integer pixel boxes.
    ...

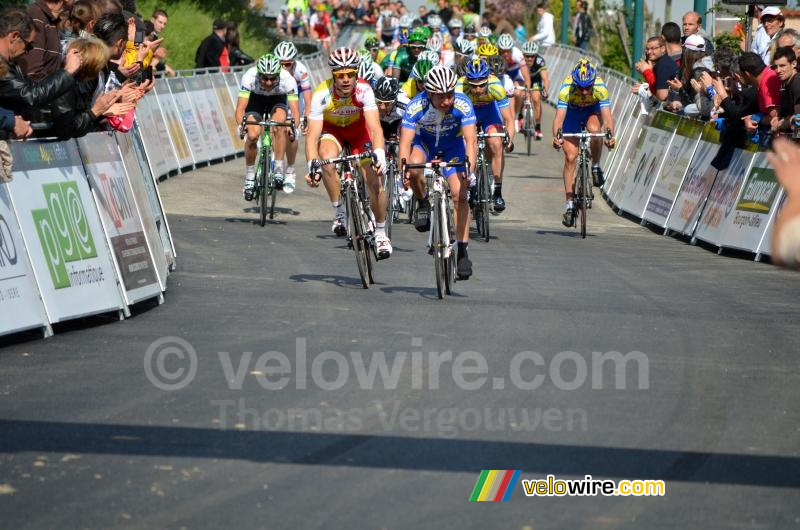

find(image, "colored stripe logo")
[469,470,521,501]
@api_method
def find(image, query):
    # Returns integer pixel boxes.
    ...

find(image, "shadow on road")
[1,419,798,489]
[379,285,467,300]
[224,217,288,225]
[535,229,596,238]
[290,274,383,289]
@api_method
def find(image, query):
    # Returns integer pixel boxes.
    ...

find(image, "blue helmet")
[465,57,490,80]
[572,58,597,88]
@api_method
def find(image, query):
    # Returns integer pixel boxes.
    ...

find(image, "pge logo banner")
[469,470,521,502]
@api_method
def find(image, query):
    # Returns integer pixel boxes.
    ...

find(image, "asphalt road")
[1,104,799,529]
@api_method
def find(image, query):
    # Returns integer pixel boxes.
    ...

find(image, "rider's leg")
[586,114,602,165]
[449,171,473,278]
[532,90,542,129]
[319,137,343,219]
[409,146,431,231]
[562,139,579,202]
[271,107,289,176]
[487,134,503,185]
[363,163,387,224]
[243,119,263,198]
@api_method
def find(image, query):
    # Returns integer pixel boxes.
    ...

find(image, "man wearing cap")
[738,51,781,133]
[195,19,227,69]
[681,11,713,54]
[752,6,784,64]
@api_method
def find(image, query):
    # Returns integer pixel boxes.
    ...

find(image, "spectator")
[435,0,452,26]
[0,7,81,124]
[573,1,593,51]
[770,47,800,132]
[710,53,758,169]
[68,0,102,40]
[19,0,66,81]
[226,27,253,66]
[277,7,289,35]
[738,51,781,133]
[418,5,428,23]
[633,36,678,102]
[532,3,556,47]
[0,63,32,142]
[661,21,683,65]
[681,11,713,54]
[752,6,784,65]
[665,34,713,117]
[769,138,800,268]
[492,14,515,37]
[776,28,800,61]
[148,8,174,76]
[194,19,227,69]
[99,0,123,15]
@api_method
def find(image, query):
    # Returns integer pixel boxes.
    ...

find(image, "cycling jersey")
[239,67,299,99]
[310,78,378,154]
[503,47,526,79]
[402,92,476,147]
[528,54,547,81]
[284,60,312,93]
[456,74,509,109]
[309,12,331,39]
[556,75,610,110]
[397,76,423,107]
[387,47,416,82]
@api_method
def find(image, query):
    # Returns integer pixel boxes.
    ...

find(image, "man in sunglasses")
[275,41,312,189]
[456,57,515,212]
[305,47,391,259]
[387,27,426,82]
[399,65,478,279]
[235,53,300,200]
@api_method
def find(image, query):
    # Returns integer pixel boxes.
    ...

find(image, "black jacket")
[0,56,76,124]
[195,33,225,69]
[228,47,254,66]
[47,78,103,139]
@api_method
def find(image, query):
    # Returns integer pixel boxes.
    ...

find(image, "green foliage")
[136,0,274,70]
[714,32,742,54]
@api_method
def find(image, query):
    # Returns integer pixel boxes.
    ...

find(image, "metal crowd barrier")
[543,44,784,262]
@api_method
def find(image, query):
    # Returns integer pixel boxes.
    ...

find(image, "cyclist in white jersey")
[275,41,313,185]
[235,54,300,199]
[497,34,531,119]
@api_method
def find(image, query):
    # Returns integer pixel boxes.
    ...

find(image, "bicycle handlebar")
[239,116,297,140]
[401,159,468,171]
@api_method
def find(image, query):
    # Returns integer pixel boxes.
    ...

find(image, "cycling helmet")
[479,26,492,38]
[521,40,539,56]
[417,49,440,65]
[275,41,298,61]
[464,57,490,80]
[257,54,281,75]
[464,24,477,36]
[425,64,458,93]
[426,33,443,52]
[358,60,376,83]
[497,33,515,50]
[399,14,413,27]
[455,36,476,55]
[374,77,400,101]
[411,59,435,81]
[476,42,498,57]
[364,36,380,49]
[356,47,372,62]
[449,18,463,29]
[487,54,506,78]
[427,14,442,28]
[572,58,597,88]
[408,27,428,44]
[329,47,359,69]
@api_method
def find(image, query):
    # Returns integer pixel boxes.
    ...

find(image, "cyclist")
[399,65,478,279]
[552,59,615,227]
[457,57,515,212]
[463,24,478,42]
[398,59,434,108]
[387,27,426,81]
[309,4,334,53]
[364,36,387,65]
[448,18,463,42]
[376,7,398,46]
[454,37,477,72]
[275,41,312,188]
[236,54,300,200]
[375,77,403,140]
[521,40,549,140]
[496,33,531,126]
[427,33,455,69]
[305,47,391,259]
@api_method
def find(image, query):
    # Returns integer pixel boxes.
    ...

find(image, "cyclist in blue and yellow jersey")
[552,59,615,227]
[456,57,515,212]
[397,59,433,109]
[399,65,478,279]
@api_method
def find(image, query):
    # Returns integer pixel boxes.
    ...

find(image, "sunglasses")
[333,70,357,80]
[409,44,426,50]
[280,61,295,67]
[260,75,278,82]
[468,80,488,88]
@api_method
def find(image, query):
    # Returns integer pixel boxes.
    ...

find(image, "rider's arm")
[306,118,323,162]
[364,107,385,151]
[289,96,301,129]
[500,104,515,144]
[398,124,415,167]
[541,69,550,93]
[462,123,477,174]
[552,107,566,138]
[520,62,531,90]
[235,95,249,126]
[600,106,615,136]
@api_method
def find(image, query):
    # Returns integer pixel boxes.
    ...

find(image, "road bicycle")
[239,115,296,226]
[473,127,507,242]
[383,137,403,240]
[402,157,467,299]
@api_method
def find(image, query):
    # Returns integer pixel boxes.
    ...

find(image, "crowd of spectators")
[0,0,174,146]
[195,19,254,69]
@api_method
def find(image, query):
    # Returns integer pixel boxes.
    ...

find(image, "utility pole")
[562,0,570,44]
[632,0,644,78]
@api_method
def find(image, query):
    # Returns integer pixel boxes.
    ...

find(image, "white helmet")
[328,47,359,69]
[358,60,376,83]
[424,65,458,93]
[399,14,413,27]
[497,33,515,50]
[257,54,281,75]
[521,40,539,56]
[427,14,442,27]
[426,33,443,52]
[479,26,492,37]
[449,18,463,29]
[456,36,476,55]
[275,41,298,61]
[418,49,440,65]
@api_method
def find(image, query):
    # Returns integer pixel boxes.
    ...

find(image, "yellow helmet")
[476,42,498,57]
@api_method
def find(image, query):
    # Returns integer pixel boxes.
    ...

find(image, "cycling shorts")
[474,104,503,130]
[563,103,601,134]
[411,136,465,177]
[320,123,373,156]
[245,93,288,119]
[507,67,525,84]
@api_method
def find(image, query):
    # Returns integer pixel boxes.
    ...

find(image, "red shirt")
[757,66,781,114]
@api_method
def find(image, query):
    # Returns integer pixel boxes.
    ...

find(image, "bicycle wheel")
[578,159,589,239]
[385,162,395,240]
[480,157,491,242]
[346,186,370,288]
[524,104,534,156]
[407,194,416,224]
[431,193,445,299]
[259,147,271,227]
[268,149,277,220]
[444,193,456,295]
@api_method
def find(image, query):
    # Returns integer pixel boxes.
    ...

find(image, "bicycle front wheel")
[578,158,589,239]
[444,193,456,295]
[524,105,534,156]
[480,157,491,242]
[385,163,395,240]
[259,147,271,227]
[346,186,370,288]
[431,193,445,299]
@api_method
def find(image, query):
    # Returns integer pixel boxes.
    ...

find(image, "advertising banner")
[0,183,50,336]
[643,117,704,227]
[7,140,124,322]
[136,91,179,177]
[77,134,161,305]
[717,151,784,253]
[155,80,193,167]
[168,77,211,163]
[755,190,786,258]
[114,131,170,290]
[603,103,650,197]
[183,76,229,160]
[693,145,757,247]
[199,74,236,156]
[615,111,680,218]
[665,123,721,237]
[606,111,654,204]
[211,73,243,149]
[225,72,241,110]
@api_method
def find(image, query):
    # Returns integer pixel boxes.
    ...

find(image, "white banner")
[665,124,722,237]
[602,100,647,194]
[155,81,193,168]
[7,140,124,322]
[643,117,704,227]
[755,190,787,258]
[224,72,241,110]
[615,111,680,218]
[78,134,161,305]
[211,73,242,150]
[0,183,49,336]
[168,77,212,164]
[606,113,653,205]
[183,76,231,160]
[136,91,179,177]
[693,146,757,247]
